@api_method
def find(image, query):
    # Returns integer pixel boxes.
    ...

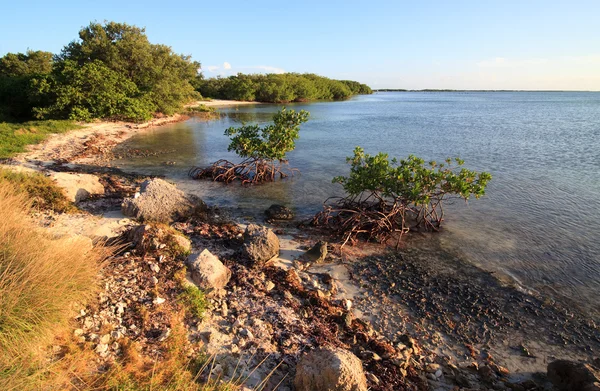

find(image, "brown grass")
[0,181,102,389]
[0,168,75,212]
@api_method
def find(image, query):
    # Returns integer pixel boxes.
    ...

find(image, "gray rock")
[265,204,294,220]
[300,241,328,263]
[122,179,206,223]
[548,360,600,391]
[294,347,367,391]
[242,224,279,266]
[186,249,231,292]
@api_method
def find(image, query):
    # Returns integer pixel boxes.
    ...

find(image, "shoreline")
[2,106,598,389]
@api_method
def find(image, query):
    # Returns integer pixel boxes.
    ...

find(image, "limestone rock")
[122,179,206,223]
[294,347,367,391]
[186,249,231,292]
[51,172,104,202]
[265,204,294,220]
[300,241,328,263]
[242,224,279,266]
[548,360,600,391]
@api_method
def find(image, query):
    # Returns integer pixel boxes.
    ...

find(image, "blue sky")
[1,0,599,90]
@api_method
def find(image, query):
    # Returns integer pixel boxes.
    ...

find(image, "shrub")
[190,108,309,184]
[313,147,492,245]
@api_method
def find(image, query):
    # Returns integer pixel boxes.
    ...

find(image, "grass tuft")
[179,284,207,319]
[0,181,103,388]
[0,168,74,212]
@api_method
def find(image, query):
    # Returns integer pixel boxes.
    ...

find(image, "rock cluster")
[122,178,206,223]
[265,204,294,220]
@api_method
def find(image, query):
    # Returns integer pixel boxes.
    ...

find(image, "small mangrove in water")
[189,107,309,185]
[312,147,492,246]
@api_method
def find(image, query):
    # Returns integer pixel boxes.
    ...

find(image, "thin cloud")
[223,62,232,70]
[204,65,219,72]
[476,57,548,68]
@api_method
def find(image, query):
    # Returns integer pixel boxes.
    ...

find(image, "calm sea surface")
[113,92,600,312]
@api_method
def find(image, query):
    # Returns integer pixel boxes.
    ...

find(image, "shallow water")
[112,92,600,312]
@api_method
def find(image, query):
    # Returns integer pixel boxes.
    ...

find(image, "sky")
[1,0,599,90]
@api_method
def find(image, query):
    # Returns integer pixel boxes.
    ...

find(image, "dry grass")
[0,168,75,212]
[0,181,102,389]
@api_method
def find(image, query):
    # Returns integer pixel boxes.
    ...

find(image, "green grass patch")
[0,168,74,212]
[178,285,207,319]
[0,120,83,159]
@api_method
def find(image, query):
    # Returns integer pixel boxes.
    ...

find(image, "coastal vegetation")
[0,181,103,389]
[195,73,372,103]
[312,147,492,245]
[0,120,82,158]
[0,21,200,123]
[190,108,309,184]
[0,168,75,212]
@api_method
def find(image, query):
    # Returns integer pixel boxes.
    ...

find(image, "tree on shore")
[190,107,309,185]
[312,147,492,246]
[1,22,201,122]
[195,72,372,103]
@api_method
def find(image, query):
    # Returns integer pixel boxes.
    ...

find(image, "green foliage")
[315,147,491,243]
[34,60,154,122]
[0,50,53,77]
[225,108,309,161]
[54,21,200,117]
[178,285,207,319]
[1,22,201,123]
[0,50,54,120]
[0,120,82,158]
[334,147,492,206]
[196,72,371,103]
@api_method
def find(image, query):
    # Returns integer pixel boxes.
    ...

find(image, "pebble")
[221,302,228,317]
[95,343,108,354]
[366,373,380,384]
[74,328,84,337]
[100,334,111,344]
[149,263,160,273]
[153,297,166,305]
[265,281,275,291]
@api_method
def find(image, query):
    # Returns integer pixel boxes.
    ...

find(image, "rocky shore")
[2,113,599,390]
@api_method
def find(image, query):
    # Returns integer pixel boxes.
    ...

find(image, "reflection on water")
[112,92,600,314]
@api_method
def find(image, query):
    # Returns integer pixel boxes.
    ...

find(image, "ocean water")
[112,92,600,312]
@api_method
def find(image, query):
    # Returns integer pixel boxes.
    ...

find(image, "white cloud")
[251,65,285,74]
[205,65,219,72]
[223,62,232,70]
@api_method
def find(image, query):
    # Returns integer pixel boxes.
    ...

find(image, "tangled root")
[189,158,298,185]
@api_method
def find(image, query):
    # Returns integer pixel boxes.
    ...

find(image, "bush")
[0,181,102,388]
[196,72,371,103]
[313,147,492,245]
[190,108,309,184]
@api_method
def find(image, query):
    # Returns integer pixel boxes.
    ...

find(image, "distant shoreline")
[374,89,599,92]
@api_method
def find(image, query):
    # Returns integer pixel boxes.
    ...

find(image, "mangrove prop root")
[311,194,446,246]
[189,158,298,185]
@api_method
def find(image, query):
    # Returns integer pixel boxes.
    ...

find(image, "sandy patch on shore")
[189,99,264,107]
